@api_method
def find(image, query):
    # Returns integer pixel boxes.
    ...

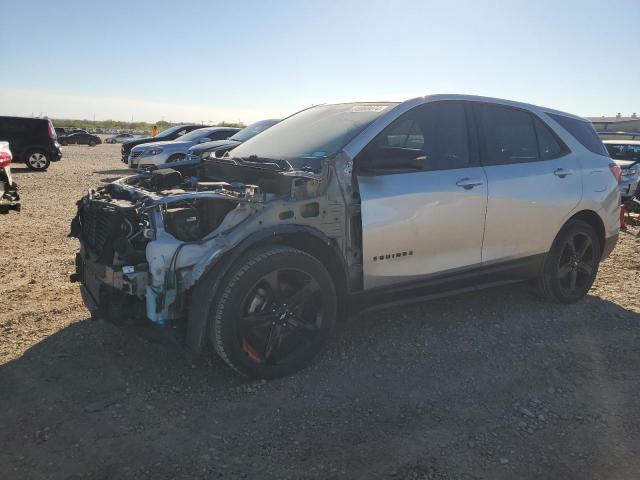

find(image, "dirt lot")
[1,144,640,479]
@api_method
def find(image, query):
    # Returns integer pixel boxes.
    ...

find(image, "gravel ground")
[1,144,640,479]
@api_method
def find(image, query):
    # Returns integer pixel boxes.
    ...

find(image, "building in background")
[589,114,640,140]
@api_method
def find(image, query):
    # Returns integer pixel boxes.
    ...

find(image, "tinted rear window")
[478,105,539,165]
[547,113,608,156]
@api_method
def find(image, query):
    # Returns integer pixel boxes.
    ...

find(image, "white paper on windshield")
[350,105,389,113]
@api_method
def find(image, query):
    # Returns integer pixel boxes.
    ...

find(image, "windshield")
[157,125,187,138]
[175,128,211,142]
[230,119,280,142]
[229,103,397,164]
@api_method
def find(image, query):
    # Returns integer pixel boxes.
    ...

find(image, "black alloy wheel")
[238,268,324,365]
[556,231,597,298]
[536,219,601,303]
[207,246,337,379]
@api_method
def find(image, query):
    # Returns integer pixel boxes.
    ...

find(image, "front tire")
[208,246,337,379]
[25,150,50,171]
[536,220,601,303]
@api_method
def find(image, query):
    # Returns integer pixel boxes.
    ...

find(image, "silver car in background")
[130,127,240,168]
[105,133,135,144]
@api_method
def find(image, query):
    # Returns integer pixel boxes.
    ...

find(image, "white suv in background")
[73,95,620,378]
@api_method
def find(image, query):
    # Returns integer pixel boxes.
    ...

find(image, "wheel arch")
[566,209,605,255]
[185,225,350,356]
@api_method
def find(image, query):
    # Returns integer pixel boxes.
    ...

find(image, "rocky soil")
[1,144,640,479]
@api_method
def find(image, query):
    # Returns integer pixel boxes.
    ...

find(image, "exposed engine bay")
[70,155,358,329]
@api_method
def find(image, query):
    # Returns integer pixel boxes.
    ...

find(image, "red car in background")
[0,141,21,213]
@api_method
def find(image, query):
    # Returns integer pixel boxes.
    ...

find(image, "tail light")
[609,163,622,183]
[48,121,57,140]
[0,151,12,169]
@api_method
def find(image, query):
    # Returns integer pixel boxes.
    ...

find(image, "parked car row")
[56,126,146,136]
[72,94,621,379]
[130,126,240,168]
[120,124,207,163]
[119,119,280,169]
[0,115,279,173]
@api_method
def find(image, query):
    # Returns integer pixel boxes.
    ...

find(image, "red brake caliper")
[242,339,263,363]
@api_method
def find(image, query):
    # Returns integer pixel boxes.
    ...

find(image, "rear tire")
[536,220,601,303]
[88,140,96,147]
[208,246,337,379]
[25,150,50,171]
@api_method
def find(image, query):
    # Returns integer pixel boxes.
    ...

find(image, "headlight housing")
[145,148,164,156]
[621,168,637,177]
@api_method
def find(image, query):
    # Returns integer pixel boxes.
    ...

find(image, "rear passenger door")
[476,103,581,264]
[357,102,488,289]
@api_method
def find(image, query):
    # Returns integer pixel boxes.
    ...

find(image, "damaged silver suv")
[71,95,620,378]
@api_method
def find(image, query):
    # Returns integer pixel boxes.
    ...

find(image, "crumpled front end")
[70,160,329,327]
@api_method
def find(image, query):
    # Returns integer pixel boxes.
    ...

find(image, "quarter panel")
[482,155,582,262]
[576,153,620,239]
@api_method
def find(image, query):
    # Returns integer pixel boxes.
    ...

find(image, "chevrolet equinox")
[71,95,620,378]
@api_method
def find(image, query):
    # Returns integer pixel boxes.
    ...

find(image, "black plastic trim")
[601,233,618,260]
[349,253,545,314]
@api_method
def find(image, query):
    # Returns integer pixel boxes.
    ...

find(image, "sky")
[2,0,639,123]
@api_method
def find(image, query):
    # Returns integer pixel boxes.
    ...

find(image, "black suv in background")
[0,116,62,171]
[121,124,208,162]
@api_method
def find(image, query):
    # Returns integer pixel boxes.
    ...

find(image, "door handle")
[456,178,484,190]
[554,168,573,178]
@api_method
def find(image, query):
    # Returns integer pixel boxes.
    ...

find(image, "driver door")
[356,102,488,289]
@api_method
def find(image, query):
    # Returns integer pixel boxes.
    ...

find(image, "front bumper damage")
[71,184,251,326]
[70,159,337,331]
